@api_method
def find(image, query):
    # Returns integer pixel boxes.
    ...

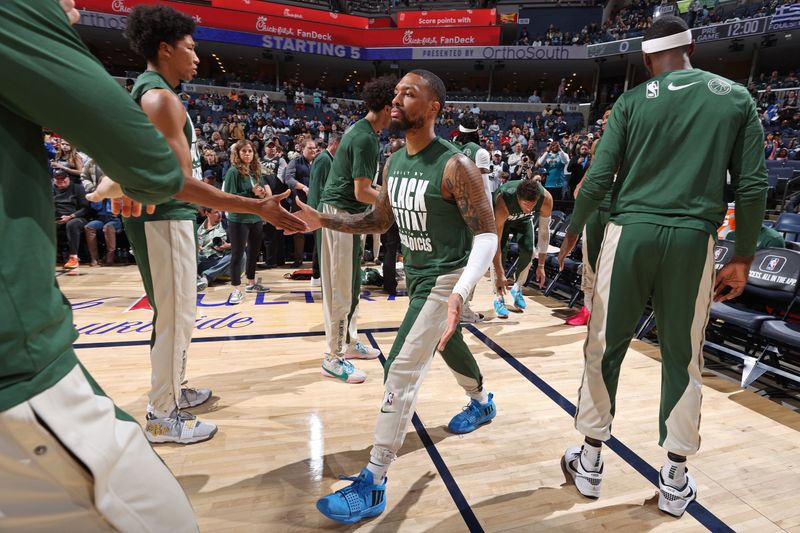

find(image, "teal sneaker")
[448,393,496,434]
[316,468,386,524]
[510,286,527,310]
[493,297,509,319]
[321,357,366,384]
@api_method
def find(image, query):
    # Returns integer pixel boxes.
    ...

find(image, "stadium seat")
[775,213,800,242]
[759,320,800,347]
[708,247,800,351]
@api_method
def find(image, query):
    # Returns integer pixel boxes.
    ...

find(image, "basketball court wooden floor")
[59,265,800,532]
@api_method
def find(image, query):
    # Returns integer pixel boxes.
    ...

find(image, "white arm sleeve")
[453,232,498,301]
[537,216,551,256]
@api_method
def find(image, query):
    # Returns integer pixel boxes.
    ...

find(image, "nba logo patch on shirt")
[646,81,659,99]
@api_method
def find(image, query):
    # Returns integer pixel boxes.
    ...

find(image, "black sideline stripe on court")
[74,324,736,531]
[364,331,484,533]
[465,324,735,533]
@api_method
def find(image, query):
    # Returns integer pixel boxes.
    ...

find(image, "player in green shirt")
[117,5,305,445]
[0,0,197,528]
[308,133,341,285]
[298,70,498,525]
[317,77,395,383]
[558,16,768,517]
[491,178,553,318]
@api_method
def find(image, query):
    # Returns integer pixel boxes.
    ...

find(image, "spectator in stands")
[202,149,224,187]
[489,150,508,192]
[536,138,570,199]
[285,138,318,268]
[508,142,524,176]
[513,155,535,181]
[51,138,83,182]
[202,116,218,136]
[528,91,541,104]
[84,195,122,267]
[567,141,592,198]
[229,121,245,142]
[728,223,787,250]
[196,207,233,291]
[261,138,288,268]
[53,168,88,270]
[223,140,270,304]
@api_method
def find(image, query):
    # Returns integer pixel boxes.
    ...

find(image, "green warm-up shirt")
[319,119,379,214]
[569,69,768,258]
[308,149,333,210]
[0,0,183,411]
[222,166,265,224]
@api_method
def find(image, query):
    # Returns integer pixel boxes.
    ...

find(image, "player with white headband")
[557,15,767,517]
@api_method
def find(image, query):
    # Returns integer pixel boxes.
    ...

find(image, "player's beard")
[390,109,424,133]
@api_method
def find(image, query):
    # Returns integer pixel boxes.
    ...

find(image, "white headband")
[458,125,478,133]
[641,29,692,54]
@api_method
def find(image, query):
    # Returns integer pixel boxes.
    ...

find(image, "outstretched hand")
[293,197,323,232]
[86,176,156,218]
[254,190,308,234]
[438,293,463,352]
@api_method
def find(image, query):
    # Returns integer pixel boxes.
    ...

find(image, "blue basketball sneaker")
[510,285,527,310]
[316,468,386,524]
[493,298,509,319]
[448,393,496,434]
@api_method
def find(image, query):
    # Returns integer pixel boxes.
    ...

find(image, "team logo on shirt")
[707,78,732,95]
[387,172,432,252]
[646,80,660,99]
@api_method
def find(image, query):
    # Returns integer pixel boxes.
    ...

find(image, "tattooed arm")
[442,153,496,235]
[294,158,395,234]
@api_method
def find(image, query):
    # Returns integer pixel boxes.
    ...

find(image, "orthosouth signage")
[411,45,588,60]
[588,16,772,58]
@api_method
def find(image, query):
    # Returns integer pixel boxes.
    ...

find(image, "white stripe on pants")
[320,204,361,357]
[0,365,197,532]
[145,220,197,415]
[371,270,461,466]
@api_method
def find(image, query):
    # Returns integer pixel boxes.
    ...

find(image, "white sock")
[580,442,602,472]
[366,460,388,483]
[512,283,520,292]
[469,389,489,404]
[662,456,687,488]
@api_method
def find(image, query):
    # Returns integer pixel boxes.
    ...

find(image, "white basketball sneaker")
[344,341,381,360]
[178,387,212,409]
[145,409,217,444]
[321,357,367,384]
[562,446,603,498]
[658,469,697,517]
